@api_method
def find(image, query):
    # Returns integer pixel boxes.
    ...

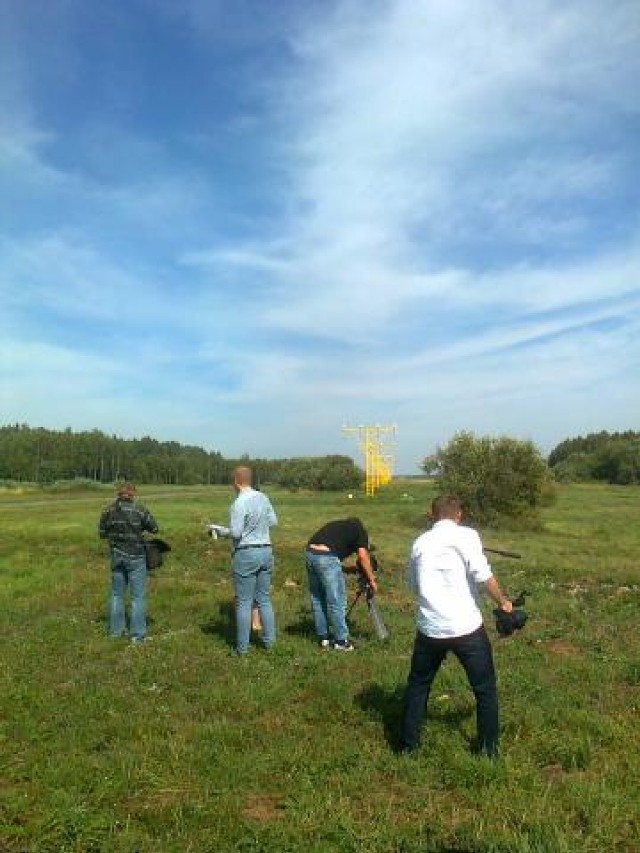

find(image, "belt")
[235,544,272,550]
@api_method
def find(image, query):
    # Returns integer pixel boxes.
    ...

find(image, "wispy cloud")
[1,0,639,469]
[246,0,640,338]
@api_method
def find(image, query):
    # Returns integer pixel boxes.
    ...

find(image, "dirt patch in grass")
[128,786,200,812]
[542,763,594,784]
[545,640,583,657]
[256,713,289,733]
[349,784,435,826]
[242,793,285,822]
[542,763,569,782]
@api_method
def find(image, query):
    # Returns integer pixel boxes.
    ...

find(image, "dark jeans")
[400,625,499,757]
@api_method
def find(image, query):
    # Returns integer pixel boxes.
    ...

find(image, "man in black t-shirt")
[305,517,377,651]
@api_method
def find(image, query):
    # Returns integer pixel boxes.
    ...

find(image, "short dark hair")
[117,482,136,498]
[431,494,463,521]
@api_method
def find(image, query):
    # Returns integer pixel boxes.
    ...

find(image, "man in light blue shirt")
[210,466,278,655]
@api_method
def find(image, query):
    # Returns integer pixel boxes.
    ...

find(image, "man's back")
[307,518,368,560]
[99,498,158,556]
[230,488,277,545]
[409,519,492,638]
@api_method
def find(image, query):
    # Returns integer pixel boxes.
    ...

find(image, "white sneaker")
[332,639,354,651]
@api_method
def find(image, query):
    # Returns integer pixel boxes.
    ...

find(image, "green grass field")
[1,482,639,852]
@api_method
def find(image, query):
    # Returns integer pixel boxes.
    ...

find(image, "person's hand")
[368,577,378,594]
[500,599,513,613]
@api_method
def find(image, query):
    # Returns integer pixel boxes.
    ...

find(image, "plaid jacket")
[99,498,158,557]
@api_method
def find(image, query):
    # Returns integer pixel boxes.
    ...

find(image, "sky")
[1,0,639,474]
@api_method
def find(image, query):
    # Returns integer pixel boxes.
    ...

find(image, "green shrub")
[423,431,555,527]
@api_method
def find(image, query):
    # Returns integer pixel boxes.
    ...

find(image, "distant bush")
[0,480,25,491]
[258,455,363,491]
[423,431,555,528]
[549,431,640,485]
[44,479,107,493]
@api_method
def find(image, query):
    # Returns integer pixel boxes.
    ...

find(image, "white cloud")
[1,236,140,320]
[231,0,640,344]
[1,0,639,471]
[0,338,123,428]
[182,244,294,275]
[0,121,63,189]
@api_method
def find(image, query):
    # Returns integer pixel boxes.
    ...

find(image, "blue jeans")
[232,547,276,654]
[306,550,349,644]
[110,549,147,640]
[400,626,499,757]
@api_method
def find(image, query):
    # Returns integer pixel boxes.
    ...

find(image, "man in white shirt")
[399,494,513,758]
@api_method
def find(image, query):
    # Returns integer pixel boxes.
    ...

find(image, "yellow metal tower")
[343,424,397,496]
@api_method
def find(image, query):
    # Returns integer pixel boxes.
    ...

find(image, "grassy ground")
[1,481,639,852]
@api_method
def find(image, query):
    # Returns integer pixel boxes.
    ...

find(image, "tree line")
[3,424,636,498]
[547,430,640,485]
[0,425,363,491]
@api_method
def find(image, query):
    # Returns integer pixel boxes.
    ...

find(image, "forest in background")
[0,425,363,491]
[1,425,639,490]
[548,430,640,484]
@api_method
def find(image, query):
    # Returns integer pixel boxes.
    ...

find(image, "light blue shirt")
[218,487,277,548]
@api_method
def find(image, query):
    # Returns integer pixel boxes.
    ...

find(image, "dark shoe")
[397,744,419,757]
[471,743,499,761]
[332,639,354,651]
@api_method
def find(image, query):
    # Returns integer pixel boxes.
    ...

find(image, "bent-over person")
[305,517,377,651]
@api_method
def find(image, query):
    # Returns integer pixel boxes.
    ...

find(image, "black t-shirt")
[307,518,369,560]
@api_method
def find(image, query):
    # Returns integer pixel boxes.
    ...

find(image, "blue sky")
[1,0,639,473]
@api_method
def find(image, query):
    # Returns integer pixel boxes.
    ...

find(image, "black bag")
[145,538,172,571]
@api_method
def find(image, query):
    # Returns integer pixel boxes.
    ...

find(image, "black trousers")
[400,625,499,756]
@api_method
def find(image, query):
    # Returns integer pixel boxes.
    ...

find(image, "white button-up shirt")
[407,519,493,638]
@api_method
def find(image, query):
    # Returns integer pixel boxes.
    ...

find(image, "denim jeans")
[306,550,349,644]
[232,546,276,654]
[110,549,147,640]
[400,626,499,757]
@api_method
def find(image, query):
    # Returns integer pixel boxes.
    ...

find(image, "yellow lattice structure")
[343,424,397,496]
